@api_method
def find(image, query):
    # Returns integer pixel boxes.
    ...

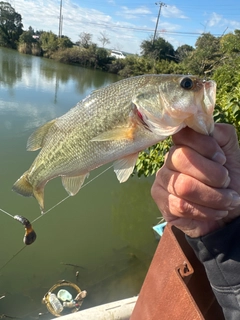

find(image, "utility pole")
[152,2,167,43]
[58,0,63,38]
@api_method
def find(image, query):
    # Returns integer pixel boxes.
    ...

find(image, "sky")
[9,0,240,54]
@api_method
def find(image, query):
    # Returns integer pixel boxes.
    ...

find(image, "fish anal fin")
[33,188,45,214]
[114,153,139,183]
[27,119,56,151]
[62,174,89,196]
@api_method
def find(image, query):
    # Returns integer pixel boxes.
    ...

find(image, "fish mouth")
[203,80,216,113]
[185,79,216,135]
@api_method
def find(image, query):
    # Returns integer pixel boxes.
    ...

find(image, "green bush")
[213,57,240,140]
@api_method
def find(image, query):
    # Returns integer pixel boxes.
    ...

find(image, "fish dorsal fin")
[27,119,56,151]
[91,126,136,142]
[61,174,89,196]
[113,153,139,183]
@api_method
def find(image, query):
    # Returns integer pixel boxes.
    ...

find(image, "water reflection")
[0,47,159,318]
[0,48,23,88]
[0,47,120,134]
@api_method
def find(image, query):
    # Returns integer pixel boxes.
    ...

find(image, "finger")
[173,127,226,165]
[165,146,229,188]
[213,124,240,193]
[213,123,238,152]
[154,167,234,209]
[151,184,228,222]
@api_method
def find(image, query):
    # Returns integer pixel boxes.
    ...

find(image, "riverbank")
[14,30,184,79]
[19,42,182,79]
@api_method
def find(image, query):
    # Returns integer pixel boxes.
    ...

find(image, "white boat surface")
[51,296,137,320]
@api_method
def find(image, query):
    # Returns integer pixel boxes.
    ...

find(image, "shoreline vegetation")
[1,1,240,177]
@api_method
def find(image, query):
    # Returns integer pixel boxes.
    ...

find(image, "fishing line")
[32,164,114,224]
[0,208,14,219]
[0,165,114,224]
[0,246,26,272]
[0,165,114,272]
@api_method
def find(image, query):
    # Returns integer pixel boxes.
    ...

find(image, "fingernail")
[228,191,240,210]
[215,211,228,220]
[212,152,226,165]
[222,175,230,188]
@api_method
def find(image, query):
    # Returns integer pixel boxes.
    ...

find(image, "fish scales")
[12,74,216,212]
[29,76,161,176]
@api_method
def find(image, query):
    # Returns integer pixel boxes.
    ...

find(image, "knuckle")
[173,174,197,198]
[177,198,193,215]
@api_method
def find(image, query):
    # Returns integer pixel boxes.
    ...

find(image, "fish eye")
[180,77,194,90]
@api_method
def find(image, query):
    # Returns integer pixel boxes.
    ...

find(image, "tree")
[77,32,93,49]
[220,30,240,55]
[183,33,222,75]
[18,30,33,44]
[58,36,73,49]
[40,31,58,56]
[28,26,34,36]
[0,1,23,48]
[175,44,194,62]
[140,36,176,61]
[18,30,41,55]
[98,31,110,48]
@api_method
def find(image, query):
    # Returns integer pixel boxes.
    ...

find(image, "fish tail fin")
[12,172,45,213]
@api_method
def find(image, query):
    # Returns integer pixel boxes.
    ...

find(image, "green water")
[0,48,159,318]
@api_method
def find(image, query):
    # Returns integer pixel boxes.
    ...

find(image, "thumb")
[213,123,240,195]
[213,124,240,161]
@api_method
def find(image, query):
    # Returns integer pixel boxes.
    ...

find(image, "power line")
[71,19,223,37]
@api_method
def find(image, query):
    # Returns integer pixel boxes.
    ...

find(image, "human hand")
[151,123,240,238]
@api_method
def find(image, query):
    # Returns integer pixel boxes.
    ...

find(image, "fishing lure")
[14,215,37,245]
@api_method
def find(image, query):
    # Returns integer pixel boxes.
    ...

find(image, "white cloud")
[150,20,181,32]
[117,6,151,19]
[162,5,188,19]
[208,12,240,31]
[208,12,223,27]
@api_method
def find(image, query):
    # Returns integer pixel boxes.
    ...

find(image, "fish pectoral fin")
[27,119,56,151]
[91,126,136,142]
[62,174,89,196]
[113,153,139,183]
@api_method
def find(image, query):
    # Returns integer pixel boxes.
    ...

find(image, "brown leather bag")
[131,224,224,320]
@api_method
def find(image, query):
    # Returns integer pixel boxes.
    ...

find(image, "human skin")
[151,123,240,238]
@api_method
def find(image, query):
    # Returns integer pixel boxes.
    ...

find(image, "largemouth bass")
[13,74,216,212]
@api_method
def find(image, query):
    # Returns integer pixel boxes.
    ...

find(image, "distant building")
[110,50,126,59]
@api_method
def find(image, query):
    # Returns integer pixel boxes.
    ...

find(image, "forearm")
[186,217,240,320]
